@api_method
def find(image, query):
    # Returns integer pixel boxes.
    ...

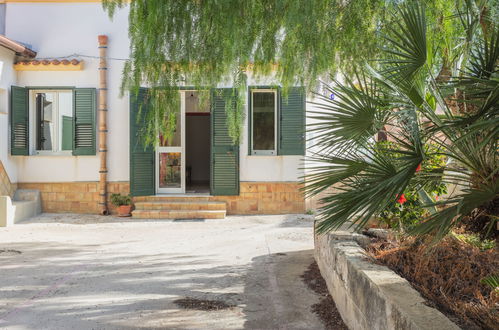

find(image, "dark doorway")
[185,92,211,193]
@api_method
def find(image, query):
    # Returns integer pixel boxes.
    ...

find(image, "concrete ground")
[0,213,324,330]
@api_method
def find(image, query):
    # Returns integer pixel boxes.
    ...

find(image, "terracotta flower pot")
[117,205,132,217]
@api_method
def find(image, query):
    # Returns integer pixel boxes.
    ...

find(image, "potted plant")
[110,193,133,217]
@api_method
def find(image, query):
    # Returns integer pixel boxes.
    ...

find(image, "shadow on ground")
[242,249,323,329]
[0,219,321,329]
[278,214,315,228]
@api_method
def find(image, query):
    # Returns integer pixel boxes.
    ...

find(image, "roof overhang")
[0,35,36,58]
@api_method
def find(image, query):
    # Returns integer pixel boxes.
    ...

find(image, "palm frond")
[308,137,422,233]
[378,2,428,106]
[307,2,498,240]
[466,28,499,80]
[410,182,498,239]
[308,74,390,153]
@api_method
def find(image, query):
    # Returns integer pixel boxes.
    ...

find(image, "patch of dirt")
[173,297,236,311]
[0,249,22,255]
[302,262,348,330]
[367,236,499,330]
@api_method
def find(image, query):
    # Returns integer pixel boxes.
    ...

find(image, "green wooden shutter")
[210,88,239,196]
[279,86,305,155]
[73,88,96,155]
[10,86,29,155]
[130,88,155,196]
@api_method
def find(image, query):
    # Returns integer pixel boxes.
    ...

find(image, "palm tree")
[306,2,498,240]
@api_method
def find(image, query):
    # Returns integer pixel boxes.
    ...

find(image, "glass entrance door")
[156,93,185,194]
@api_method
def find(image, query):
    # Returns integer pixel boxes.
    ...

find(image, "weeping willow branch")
[102,0,491,145]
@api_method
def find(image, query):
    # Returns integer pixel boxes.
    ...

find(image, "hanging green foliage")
[102,0,491,145]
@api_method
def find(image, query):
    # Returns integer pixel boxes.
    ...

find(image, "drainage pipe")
[98,35,109,215]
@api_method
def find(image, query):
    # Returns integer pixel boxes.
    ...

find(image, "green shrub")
[110,193,132,207]
[481,275,499,293]
[377,142,447,232]
[453,233,496,251]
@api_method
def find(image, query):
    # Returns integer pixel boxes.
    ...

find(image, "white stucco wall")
[0,47,18,182]
[303,82,341,186]
[239,104,303,182]
[235,73,305,182]
[6,2,130,182]
[5,2,304,183]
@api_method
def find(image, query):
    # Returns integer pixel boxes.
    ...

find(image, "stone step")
[134,201,226,211]
[134,195,212,202]
[131,209,226,219]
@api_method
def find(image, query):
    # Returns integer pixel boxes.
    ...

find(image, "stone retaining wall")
[315,230,460,330]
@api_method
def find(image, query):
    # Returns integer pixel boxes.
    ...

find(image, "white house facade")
[0,0,309,220]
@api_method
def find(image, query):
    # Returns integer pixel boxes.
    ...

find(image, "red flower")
[415,163,422,172]
[397,194,407,204]
[435,195,439,201]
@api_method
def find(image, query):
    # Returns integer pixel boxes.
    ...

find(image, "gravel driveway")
[0,214,323,330]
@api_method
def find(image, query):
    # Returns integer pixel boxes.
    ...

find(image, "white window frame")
[29,89,73,156]
[250,89,278,156]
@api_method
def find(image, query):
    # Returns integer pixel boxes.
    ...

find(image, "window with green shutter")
[10,86,96,156]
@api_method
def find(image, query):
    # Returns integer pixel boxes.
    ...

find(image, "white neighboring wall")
[0,46,18,182]
[5,2,304,183]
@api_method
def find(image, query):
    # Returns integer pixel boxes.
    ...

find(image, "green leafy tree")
[102,0,473,145]
[306,2,498,240]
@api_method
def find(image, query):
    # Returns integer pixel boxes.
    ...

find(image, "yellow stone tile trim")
[16,181,305,215]
[214,182,305,215]
[14,62,84,71]
[17,182,130,214]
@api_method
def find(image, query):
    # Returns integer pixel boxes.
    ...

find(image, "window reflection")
[159,152,181,188]
[36,92,55,151]
[59,92,73,151]
[35,91,73,152]
[159,113,181,147]
[252,91,275,152]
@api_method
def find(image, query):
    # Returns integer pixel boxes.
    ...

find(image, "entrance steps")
[132,195,226,219]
